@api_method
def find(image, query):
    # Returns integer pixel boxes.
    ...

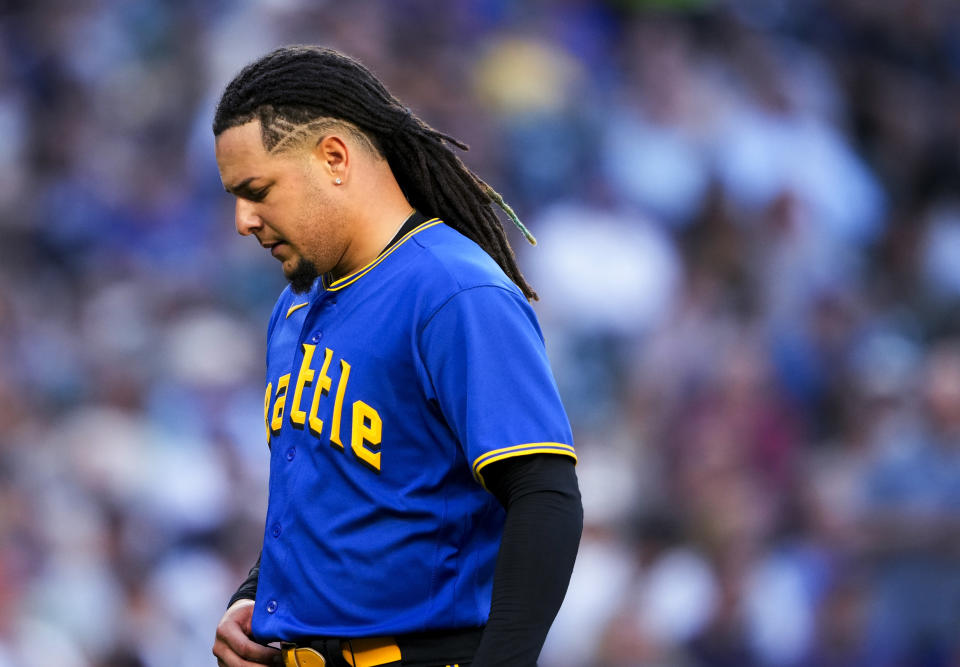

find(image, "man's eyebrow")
[224,177,260,196]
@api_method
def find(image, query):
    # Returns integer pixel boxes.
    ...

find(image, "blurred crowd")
[1,0,959,665]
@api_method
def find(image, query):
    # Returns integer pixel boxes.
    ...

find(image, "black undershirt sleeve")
[228,551,261,609]
[471,454,583,667]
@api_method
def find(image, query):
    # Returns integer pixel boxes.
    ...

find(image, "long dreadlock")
[213,45,538,300]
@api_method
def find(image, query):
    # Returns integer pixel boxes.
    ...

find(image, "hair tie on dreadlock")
[483,184,537,246]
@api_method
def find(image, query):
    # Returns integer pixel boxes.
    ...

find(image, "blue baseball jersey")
[251,213,576,642]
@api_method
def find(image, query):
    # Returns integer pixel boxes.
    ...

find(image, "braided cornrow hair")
[213,45,538,300]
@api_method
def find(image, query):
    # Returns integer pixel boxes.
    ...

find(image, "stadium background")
[1,0,959,665]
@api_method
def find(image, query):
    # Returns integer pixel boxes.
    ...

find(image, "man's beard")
[288,257,321,294]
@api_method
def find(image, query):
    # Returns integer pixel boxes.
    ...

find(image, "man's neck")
[331,203,417,280]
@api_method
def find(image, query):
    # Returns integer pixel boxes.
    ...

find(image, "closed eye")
[224,178,271,202]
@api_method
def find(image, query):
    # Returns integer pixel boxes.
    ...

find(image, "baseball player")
[210,46,582,667]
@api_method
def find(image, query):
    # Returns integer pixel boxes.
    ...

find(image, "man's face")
[215,119,346,292]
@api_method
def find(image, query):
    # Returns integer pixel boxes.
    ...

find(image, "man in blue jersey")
[211,46,582,667]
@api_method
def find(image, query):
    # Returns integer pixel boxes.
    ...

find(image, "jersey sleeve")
[417,285,576,487]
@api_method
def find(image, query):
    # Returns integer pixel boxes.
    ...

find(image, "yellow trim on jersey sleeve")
[285,301,309,318]
[325,218,442,291]
[473,442,577,487]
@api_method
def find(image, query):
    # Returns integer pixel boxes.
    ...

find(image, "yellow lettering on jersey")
[263,382,273,444]
[309,347,335,439]
[351,400,382,472]
[329,359,351,449]
[289,344,317,429]
[270,373,290,435]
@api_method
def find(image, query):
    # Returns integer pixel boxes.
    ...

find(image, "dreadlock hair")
[213,45,538,300]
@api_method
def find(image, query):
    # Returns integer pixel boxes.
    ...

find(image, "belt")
[282,636,400,667]
[281,627,483,667]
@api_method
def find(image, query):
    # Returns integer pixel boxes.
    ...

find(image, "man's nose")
[235,198,261,236]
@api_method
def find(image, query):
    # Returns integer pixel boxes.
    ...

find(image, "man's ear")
[314,134,349,185]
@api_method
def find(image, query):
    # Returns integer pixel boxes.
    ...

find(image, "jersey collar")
[321,211,441,292]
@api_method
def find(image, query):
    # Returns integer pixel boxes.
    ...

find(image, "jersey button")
[271,522,281,538]
[266,600,278,614]
[310,331,322,343]
[285,447,296,461]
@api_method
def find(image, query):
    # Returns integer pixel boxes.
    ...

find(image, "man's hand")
[213,600,282,666]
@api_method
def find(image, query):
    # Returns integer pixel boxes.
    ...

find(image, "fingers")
[213,634,281,666]
[213,601,282,666]
[215,651,281,667]
[213,632,281,665]
[224,599,256,628]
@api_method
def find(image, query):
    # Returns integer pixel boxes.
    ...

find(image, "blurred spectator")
[854,341,960,665]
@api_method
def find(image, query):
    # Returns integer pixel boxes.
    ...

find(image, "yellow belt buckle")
[341,636,402,667]
[281,643,326,667]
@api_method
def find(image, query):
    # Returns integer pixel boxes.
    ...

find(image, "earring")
[335,177,342,185]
